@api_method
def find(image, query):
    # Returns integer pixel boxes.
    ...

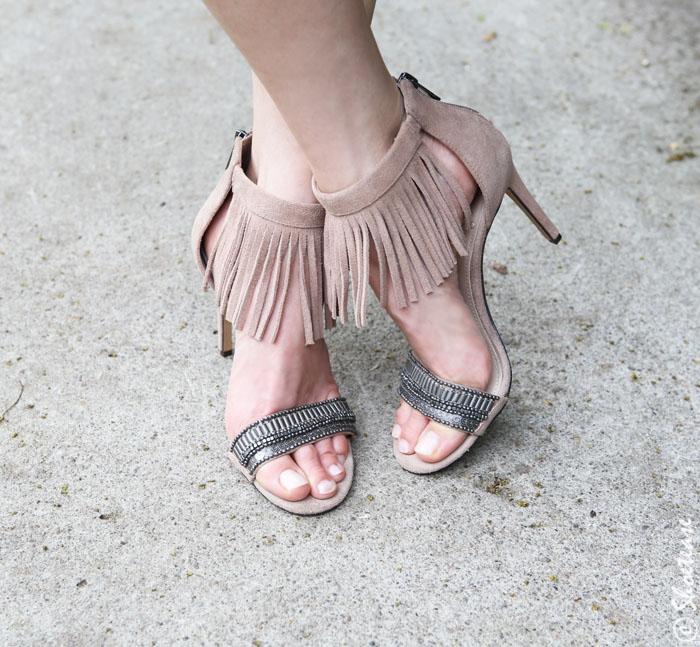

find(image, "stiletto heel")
[217,312,233,358]
[313,73,562,474]
[506,167,561,244]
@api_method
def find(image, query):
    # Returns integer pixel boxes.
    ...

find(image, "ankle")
[248,146,317,204]
[312,80,404,192]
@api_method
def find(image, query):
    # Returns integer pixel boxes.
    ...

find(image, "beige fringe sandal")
[191,131,357,513]
[313,73,561,474]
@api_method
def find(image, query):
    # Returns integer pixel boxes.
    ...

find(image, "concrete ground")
[1,0,698,645]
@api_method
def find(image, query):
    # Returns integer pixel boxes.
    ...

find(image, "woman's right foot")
[226,329,349,501]
[203,188,349,504]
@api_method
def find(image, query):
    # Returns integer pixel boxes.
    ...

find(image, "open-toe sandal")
[312,73,560,475]
[191,130,357,512]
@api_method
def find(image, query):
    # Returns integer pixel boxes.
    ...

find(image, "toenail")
[318,479,336,495]
[328,464,343,477]
[279,469,308,491]
[392,423,402,439]
[398,439,411,454]
[415,430,441,456]
[337,454,346,464]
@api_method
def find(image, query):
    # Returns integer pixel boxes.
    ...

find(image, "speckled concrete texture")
[1,1,698,645]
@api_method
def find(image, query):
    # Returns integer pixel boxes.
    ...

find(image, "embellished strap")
[398,351,499,434]
[230,398,356,475]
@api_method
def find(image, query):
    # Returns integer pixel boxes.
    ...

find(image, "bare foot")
[370,134,492,463]
[204,197,349,502]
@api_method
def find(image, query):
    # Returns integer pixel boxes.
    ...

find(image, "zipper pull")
[397,72,441,101]
[224,129,250,168]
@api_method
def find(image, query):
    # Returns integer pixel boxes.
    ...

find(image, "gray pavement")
[1,0,699,645]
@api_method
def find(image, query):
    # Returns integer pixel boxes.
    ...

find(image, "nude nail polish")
[318,479,336,495]
[415,430,440,455]
[279,469,308,490]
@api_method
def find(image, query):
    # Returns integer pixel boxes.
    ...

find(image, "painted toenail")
[392,424,402,439]
[415,430,441,456]
[337,454,346,464]
[398,439,411,454]
[318,479,336,495]
[279,469,308,490]
[328,464,343,477]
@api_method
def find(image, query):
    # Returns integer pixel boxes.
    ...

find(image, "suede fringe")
[322,142,471,326]
[203,196,325,345]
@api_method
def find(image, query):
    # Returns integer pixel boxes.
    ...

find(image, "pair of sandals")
[191,74,561,514]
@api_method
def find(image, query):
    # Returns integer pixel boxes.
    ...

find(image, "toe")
[315,437,345,482]
[293,444,338,499]
[392,401,413,440]
[331,433,349,464]
[414,420,467,463]
[255,456,311,502]
[395,401,413,428]
[395,401,430,454]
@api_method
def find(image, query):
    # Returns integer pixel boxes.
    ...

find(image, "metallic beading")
[230,397,356,474]
[398,351,498,433]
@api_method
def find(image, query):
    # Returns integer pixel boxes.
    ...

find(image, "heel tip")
[552,233,562,245]
[219,349,233,358]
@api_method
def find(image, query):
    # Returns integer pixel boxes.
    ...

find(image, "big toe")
[256,456,311,502]
[413,421,467,463]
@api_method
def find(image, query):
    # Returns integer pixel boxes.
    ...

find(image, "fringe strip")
[203,197,325,345]
[323,142,471,326]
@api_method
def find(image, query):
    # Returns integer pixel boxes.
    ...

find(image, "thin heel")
[218,312,233,357]
[506,167,561,244]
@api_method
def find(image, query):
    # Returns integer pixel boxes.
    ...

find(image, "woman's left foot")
[369,134,492,463]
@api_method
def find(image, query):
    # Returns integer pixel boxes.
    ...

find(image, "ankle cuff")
[311,115,422,216]
[234,164,324,229]
[196,133,329,345]
[311,104,470,327]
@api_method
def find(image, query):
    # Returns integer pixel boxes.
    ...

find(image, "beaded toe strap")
[398,351,499,435]
[230,398,356,475]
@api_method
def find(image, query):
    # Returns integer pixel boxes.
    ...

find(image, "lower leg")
[201,0,400,191]
[247,74,316,204]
